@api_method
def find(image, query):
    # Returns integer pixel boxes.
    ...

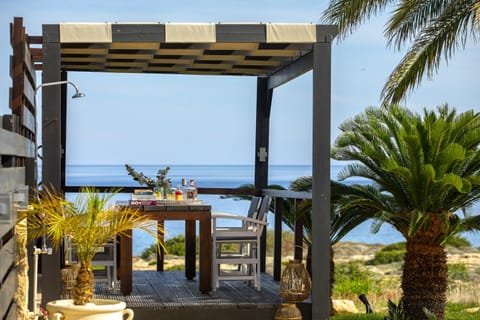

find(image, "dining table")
[117,201,212,294]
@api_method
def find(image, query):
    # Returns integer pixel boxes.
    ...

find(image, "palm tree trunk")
[73,263,95,305]
[401,240,447,320]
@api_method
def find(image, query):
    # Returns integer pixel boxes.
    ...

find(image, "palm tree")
[25,186,162,305]
[332,105,480,319]
[322,0,480,104]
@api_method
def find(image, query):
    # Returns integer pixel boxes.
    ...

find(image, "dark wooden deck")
[94,271,311,320]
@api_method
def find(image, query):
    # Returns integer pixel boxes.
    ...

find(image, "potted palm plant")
[25,186,162,319]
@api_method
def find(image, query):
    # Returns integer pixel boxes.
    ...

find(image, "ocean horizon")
[64,164,479,255]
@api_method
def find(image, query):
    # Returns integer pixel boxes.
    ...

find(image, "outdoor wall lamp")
[31,80,84,317]
[35,80,86,99]
[34,79,85,181]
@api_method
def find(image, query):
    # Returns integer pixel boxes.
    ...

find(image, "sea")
[65,164,480,255]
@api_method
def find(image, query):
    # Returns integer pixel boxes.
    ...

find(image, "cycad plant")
[25,186,162,305]
[332,105,480,320]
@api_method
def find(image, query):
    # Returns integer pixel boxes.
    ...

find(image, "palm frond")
[386,0,451,50]
[321,0,392,40]
[381,0,478,104]
[27,186,162,265]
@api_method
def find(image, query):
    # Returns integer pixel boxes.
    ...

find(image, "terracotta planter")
[46,299,133,320]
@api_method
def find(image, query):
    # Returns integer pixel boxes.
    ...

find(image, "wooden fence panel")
[0,268,17,316]
[0,236,15,283]
[1,16,39,320]
[5,303,17,320]
[0,127,35,158]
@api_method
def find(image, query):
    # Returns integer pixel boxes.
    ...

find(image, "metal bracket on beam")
[257,147,268,162]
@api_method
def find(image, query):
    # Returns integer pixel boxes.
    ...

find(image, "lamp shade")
[279,260,312,303]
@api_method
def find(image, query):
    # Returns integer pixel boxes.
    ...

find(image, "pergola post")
[255,77,272,272]
[60,71,68,189]
[40,24,63,304]
[311,41,333,319]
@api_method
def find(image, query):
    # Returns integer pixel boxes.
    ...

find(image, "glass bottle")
[188,179,198,200]
[175,184,183,201]
[181,178,188,199]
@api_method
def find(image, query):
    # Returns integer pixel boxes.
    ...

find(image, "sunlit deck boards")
[94,271,284,319]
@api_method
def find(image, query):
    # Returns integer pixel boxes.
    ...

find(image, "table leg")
[119,229,132,295]
[185,220,196,280]
[199,213,212,293]
[156,220,165,272]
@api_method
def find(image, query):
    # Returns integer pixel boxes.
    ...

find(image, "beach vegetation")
[334,262,375,296]
[332,105,480,319]
[448,263,470,282]
[331,302,480,319]
[366,242,405,265]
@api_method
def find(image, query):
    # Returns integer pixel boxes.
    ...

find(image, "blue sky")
[1,0,478,166]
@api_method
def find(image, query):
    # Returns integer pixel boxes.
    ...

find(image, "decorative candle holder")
[276,259,312,320]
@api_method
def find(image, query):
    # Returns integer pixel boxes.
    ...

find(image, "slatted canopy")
[42,22,337,77]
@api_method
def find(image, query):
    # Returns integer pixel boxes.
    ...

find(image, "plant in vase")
[125,164,172,198]
[23,186,163,318]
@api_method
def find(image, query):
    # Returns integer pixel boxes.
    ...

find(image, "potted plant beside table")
[24,186,162,319]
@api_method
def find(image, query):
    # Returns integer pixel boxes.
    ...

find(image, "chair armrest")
[212,212,267,226]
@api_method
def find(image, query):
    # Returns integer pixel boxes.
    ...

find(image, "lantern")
[275,260,312,320]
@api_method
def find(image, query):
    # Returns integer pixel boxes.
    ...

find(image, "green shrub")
[365,237,471,266]
[140,234,193,261]
[334,262,374,296]
[366,250,405,265]
[165,235,186,256]
[448,263,470,282]
[331,314,384,320]
[366,242,405,265]
[140,244,157,260]
[382,242,406,252]
[266,230,294,256]
[445,303,480,320]
[330,303,480,320]
[165,264,184,271]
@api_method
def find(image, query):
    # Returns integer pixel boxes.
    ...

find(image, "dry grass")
[331,242,480,311]
[133,240,480,311]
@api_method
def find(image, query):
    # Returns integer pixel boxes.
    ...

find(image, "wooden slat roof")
[41,23,338,76]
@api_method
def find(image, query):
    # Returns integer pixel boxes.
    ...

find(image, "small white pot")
[46,299,134,320]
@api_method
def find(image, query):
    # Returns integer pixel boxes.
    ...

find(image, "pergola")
[39,22,337,319]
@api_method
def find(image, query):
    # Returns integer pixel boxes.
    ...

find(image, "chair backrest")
[255,196,272,231]
[247,196,262,219]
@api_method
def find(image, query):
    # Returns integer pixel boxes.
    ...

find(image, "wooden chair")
[65,238,117,289]
[212,195,271,291]
[213,196,261,271]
